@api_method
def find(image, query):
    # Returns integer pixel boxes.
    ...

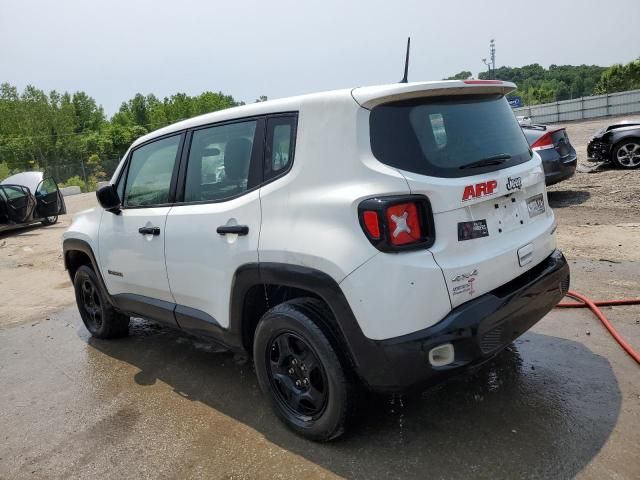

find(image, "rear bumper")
[354,249,570,391]
[541,151,577,186]
[544,163,576,185]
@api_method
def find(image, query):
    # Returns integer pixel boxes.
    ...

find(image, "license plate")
[526,194,545,218]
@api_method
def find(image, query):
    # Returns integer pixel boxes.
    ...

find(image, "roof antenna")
[399,37,411,83]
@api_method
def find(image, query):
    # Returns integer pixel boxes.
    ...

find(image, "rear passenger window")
[2,185,28,201]
[265,116,296,180]
[123,135,181,207]
[36,178,57,196]
[184,120,258,202]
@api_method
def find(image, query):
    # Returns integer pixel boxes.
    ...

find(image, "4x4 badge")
[451,269,478,282]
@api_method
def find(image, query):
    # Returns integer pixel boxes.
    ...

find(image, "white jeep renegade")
[63,80,570,441]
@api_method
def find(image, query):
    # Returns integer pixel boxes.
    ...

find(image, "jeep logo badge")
[506,176,522,191]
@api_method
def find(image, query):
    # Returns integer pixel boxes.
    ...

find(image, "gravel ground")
[551,115,640,210]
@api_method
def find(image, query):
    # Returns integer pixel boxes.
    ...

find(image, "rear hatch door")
[363,86,557,307]
[402,163,555,308]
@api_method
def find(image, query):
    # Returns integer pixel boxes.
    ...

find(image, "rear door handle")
[138,226,160,236]
[216,225,249,236]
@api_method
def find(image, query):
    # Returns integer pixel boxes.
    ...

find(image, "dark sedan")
[522,124,577,185]
[587,120,640,169]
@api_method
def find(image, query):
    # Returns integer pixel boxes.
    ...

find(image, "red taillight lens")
[386,202,422,245]
[530,132,555,151]
[362,210,380,239]
[358,195,434,252]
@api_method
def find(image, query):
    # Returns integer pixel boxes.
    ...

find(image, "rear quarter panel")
[257,93,410,283]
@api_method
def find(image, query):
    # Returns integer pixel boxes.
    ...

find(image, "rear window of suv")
[369,94,532,178]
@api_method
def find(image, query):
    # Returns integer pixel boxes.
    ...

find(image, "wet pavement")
[1,307,639,479]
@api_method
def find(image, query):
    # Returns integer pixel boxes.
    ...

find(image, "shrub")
[0,162,10,181]
[61,175,87,192]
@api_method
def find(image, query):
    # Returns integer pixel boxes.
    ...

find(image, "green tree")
[594,59,640,94]
[461,63,608,105]
[0,161,10,180]
[445,71,472,80]
[0,82,245,188]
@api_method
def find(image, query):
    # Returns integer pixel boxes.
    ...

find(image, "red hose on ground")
[556,290,640,365]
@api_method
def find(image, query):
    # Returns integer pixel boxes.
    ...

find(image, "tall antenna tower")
[481,39,497,79]
[490,39,496,77]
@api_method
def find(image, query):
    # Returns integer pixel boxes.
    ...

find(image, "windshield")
[369,94,532,178]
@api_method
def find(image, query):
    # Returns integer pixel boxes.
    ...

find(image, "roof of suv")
[131,80,517,148]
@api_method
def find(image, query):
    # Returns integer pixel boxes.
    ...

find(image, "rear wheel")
[253,298,351,441]
[73,265,129,338]
[612,139,640,169]
[41,215,58,226]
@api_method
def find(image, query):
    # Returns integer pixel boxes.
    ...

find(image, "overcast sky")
[2,0,639,116]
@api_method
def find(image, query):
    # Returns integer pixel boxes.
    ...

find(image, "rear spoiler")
[351,80,517,109]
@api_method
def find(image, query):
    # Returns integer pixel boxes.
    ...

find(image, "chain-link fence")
[41,157,121,191]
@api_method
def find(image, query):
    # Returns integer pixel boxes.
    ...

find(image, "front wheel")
[253,298,351,441]
[73,265,129,338]
[41,215,58,225]
[612,139,640,169]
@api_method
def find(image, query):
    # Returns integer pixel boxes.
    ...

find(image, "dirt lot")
[0,116,639,479]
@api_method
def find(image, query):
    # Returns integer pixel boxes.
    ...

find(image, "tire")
[612,139,640,169]
[73,265,129,339]
[253,298,351,441]
[41,215,58,226]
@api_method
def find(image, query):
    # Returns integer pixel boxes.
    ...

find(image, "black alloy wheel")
[267,331,328,419]
[253,298,351,441]
[80,277,103,333]
[73,265,129,339]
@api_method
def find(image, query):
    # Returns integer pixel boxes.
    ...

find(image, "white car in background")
[1,171,66,233]
[517,115,532,126]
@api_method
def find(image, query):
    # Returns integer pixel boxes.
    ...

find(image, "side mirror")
[96,184,121,214]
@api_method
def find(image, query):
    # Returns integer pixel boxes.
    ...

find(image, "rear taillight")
[531,130,560,151]
[358,195,434,252]
[386,202,422,245]
[362,211,381,240]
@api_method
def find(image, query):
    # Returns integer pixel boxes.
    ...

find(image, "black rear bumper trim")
[354,249,570,391]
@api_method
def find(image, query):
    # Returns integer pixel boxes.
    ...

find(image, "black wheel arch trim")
[63,238,114,306]
[63,238,245,351]
[62,242,431,389]
[229,262,392,387]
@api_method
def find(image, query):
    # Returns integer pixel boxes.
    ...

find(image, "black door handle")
[138,226,160,236]
[216,225,249,236]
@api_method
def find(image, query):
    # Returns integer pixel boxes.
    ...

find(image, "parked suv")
[63,80,570,441]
